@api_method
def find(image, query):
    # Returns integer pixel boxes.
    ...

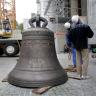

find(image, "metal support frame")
[43,0,82,18]
[44,0,53,15]
[44,0,71,17]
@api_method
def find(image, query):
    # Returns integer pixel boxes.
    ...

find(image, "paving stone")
[0,53,96,96]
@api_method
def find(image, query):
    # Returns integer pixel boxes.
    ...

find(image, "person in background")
[72,48,76,68]
[64,22,76,69]
[70,15,94,79]
[69,15,82,68]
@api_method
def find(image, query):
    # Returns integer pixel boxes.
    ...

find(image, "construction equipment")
[0,0,22,56]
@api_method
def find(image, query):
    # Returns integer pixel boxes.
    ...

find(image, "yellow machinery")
[0,0,16,38]
[0,0,22,57]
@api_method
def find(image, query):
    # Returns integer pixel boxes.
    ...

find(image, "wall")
[81,0,87,16]
[87,0,96,44]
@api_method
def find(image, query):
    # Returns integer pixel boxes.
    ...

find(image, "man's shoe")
[85,75,90,79]
[80,75,90,80]
[80,75,85,80]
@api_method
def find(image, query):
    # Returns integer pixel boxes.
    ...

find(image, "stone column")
[70,0,78,16]
[81,0,87,16]
[36,0,41,15]
[87,0,96,45]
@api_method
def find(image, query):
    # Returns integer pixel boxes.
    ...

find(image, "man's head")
[71,15,79,23]
[64,22,71,29]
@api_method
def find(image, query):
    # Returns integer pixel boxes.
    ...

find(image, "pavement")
[0,53,96,96]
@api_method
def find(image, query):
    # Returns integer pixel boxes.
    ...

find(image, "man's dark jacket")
[69,24,94,50]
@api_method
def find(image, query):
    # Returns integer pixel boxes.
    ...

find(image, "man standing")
[70,15,94,79]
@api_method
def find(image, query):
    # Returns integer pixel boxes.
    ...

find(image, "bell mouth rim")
[8,75,68,88]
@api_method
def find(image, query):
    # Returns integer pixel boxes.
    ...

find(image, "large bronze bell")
[8,15,68,88]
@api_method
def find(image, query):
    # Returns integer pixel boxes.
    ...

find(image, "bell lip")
[8,74,68,88]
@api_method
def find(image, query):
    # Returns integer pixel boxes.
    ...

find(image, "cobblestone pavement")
[0,53,96,96]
